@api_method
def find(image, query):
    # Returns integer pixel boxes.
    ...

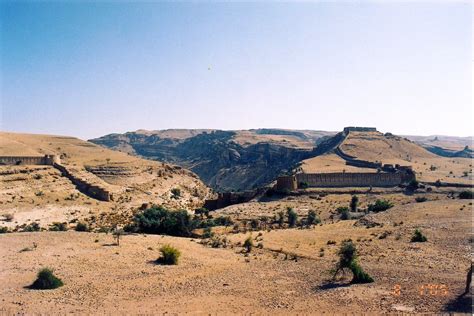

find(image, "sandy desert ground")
[1,190,472,314]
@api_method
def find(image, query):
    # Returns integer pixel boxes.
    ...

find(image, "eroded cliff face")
[90,130,318,191]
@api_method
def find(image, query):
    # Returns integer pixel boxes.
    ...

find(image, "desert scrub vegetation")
[306,210,320,227]
[459,190,473,199]
[367,199,393,213]
[49,222,67,231]
[170,188,181,199]
[75,221,89,232]
[130,206,233,237]
[332,240,374,284]
[131,206,195,237]
[411,229,427,242]
[157,245,181,265]
[350,195,359,211]
[23,222,40,232]
[0,226,8,233]
[243,236,253,253]
[287,207,298,227]
[29,268,63,290]
[406,179,419,192]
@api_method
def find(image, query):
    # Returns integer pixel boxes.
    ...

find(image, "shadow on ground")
[444,294,472,314]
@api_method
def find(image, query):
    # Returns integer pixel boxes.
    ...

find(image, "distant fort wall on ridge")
[0,155,112,201]
[0,155,60,166]
[277,170,414,191]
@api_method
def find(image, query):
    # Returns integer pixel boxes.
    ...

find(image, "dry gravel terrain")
[1,192,472,314]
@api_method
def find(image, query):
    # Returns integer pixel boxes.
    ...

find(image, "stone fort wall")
[0,155,112,201]
[0,155,60,166]
[277,170,414,190]
[295,172,404,188]
[52,163,113,202]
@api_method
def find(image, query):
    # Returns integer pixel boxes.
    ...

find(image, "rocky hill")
[0,132,212,229]
[91,128,473,191]
[90,129,334,191]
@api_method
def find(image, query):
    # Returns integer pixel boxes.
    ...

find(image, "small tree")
[411,229,427,242]
[332,240,373,284]
[350,196,359,212]
[157,245,181,265]
[30,268,63,290]
[287,207,298,228]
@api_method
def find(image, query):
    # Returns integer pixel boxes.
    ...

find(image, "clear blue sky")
[1,1,472,139]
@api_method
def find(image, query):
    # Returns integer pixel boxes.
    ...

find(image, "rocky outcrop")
[91,130,315,191]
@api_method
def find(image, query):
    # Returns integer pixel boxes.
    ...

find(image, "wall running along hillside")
[0,155,113,202]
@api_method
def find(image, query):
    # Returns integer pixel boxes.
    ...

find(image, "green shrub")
[336,206,349,214]
[133,206,195,237]
[277,211,285,227]
[459,191,473,199]
[24,222,40,232]
[49,222,67,231]
[194,207,209,218]
[306,210,320,226]
[340,209,350,220]
[29,268,63,290]
[350,196,359,212]
[75,222,89,232]
[243,236,253,253]
[332,240,374,284]
[0,226,8,233]
[367,200,393,213]
[287,207,298,228]
[406,180,419,192]
[171,188,181,199]
[213,216,233,227]
[350,261,374,284]
[202,227,214,238]
[157,245,181,265]
[411,229,427,242]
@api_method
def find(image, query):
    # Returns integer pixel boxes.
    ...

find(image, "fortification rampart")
[53,163,113,201]
[277,168,415,191]
[0,155,60,166]
[343,127,377,133]
[295,172,404,188]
